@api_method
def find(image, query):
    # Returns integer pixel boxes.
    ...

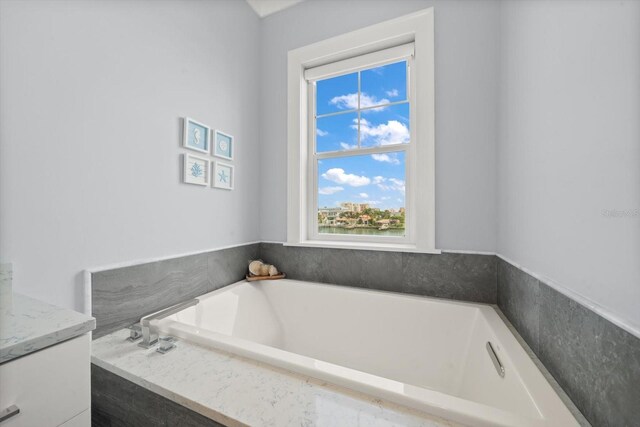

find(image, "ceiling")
[245,0,305,18]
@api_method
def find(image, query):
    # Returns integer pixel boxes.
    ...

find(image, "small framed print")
[183,117,210,154]
[213,130,234,160]
[183,154,210,186]
[212,161,234,190]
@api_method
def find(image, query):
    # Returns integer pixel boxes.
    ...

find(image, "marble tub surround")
[92,329,459,427]
[497,258,640,427]
[259,243,497,303]
[0,293,95,363]
[91,243,259,338]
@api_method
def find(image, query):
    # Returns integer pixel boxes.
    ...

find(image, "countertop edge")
[0,318,96,364]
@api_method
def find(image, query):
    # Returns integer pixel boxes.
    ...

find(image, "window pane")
[316,112,358,153]
[359,103,410,148]
[360,61,407,107]
[316,72,358,116]
[317,152,406,236]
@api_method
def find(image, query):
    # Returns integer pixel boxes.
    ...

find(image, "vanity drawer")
[0,334,90,427]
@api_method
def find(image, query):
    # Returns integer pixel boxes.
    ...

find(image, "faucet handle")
[156,336,177,354]
[126,323,142,342]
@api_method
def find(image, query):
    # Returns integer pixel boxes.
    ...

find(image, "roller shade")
[304,42,414,82]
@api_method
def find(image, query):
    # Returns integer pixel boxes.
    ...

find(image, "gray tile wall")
[91,243,259,338]
[92,243,496,339]
[259,243,497,303]
[497,258,640,427]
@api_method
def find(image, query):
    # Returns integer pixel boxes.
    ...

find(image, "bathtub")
[154,279,578,427]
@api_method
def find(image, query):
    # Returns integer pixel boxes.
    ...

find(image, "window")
[287,9,436,252]
[309,49,412,242]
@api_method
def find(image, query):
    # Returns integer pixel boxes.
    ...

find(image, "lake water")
[318,227,405,236]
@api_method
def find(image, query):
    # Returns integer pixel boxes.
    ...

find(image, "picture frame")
[183,154,210,186]
[212,161,234,190]
[183,117,211,154]
[213,130,234,160]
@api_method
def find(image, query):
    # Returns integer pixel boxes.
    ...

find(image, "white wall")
[0,0,261,311]
[498,0,640,333]
[258,0,500,252]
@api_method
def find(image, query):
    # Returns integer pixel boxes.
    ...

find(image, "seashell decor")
[247,259,280,278]
[248,260,263,276]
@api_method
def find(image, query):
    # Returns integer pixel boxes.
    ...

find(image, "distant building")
[340,202,370,213]
[318,204,403,226]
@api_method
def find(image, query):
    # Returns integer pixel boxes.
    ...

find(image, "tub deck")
[91,328,457,427]
[153,279,580,427]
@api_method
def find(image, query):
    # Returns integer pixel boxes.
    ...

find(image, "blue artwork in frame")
[212,161,234,190]
[183,117,210,154]
[213,130,234,160]
[183,153,210,186]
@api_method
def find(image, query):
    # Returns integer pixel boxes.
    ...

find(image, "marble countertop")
[0,293,96,363]
[92,329,460,427]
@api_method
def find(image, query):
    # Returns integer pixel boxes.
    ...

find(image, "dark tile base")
[260,243,497,303]
[92,364,226,427]
[497,257,640,427]
[497,260,540,354]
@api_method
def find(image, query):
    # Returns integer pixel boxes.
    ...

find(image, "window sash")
[313,58,411,153]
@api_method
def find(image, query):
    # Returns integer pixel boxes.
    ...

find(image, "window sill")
[284,240,441,254]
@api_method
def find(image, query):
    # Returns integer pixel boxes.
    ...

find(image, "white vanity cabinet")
[0,334,91,427]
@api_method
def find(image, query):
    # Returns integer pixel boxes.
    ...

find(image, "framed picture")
[213,130,234,160]
[183,117,210,154]
[183,154,210,186]
[212,161,234,190]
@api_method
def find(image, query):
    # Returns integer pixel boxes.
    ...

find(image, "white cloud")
[329,92,389,111]
[358,193,369,198]
[339,142,358,150]
[385,89,399,97]
[318,186,344,195]
[316,128,328,137]
[371,153,400,165]
[359,118,409,146]
[389,178,406,194]
[321,168,371,187]
[373,176,405,194]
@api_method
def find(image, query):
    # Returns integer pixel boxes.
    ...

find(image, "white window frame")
[287,8,437,253]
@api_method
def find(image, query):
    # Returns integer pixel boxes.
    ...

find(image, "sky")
[316,61,408,211]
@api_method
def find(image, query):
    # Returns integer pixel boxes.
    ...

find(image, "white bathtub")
[154,279,578,427]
